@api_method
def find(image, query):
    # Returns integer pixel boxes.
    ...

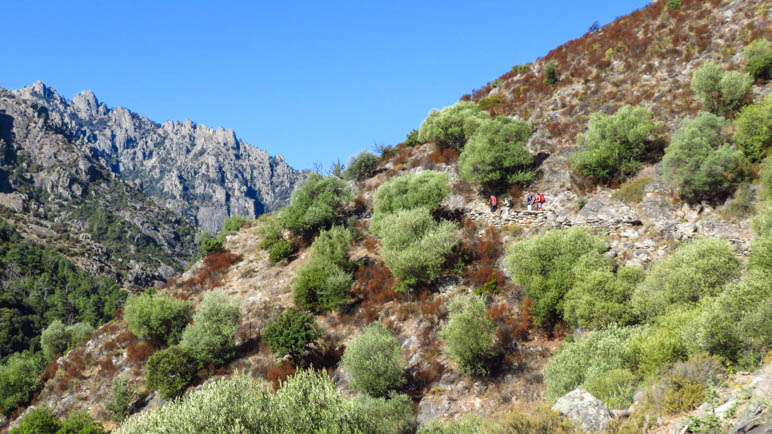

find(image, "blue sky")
[1,0,648,170]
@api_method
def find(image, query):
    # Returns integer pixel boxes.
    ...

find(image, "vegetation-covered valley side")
[2,0,771,433]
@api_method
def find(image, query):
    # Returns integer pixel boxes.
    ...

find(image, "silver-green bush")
[439,296,497,376]
[417,101,491,150]
[744,38,772,81]
[631,238,740,320]
[734,93,772,161]
[379,207,458,290]
[691,62,752,114]
[40,320,94,361]
[342,323,406,397]
[180,290,241,366]
[124,292,191,346]
[370,171,450,237]
[458,117,535,187]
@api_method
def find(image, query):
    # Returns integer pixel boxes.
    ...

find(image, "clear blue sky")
[1,0,648,170]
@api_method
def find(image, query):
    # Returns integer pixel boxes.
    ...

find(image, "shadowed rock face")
[9,81,306,232]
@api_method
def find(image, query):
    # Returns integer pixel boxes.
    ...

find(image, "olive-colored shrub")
[144,346,197,400]
[255,214,284,250]
[420,415,490,434]
[344,151,379,181]
[180,290,241,366]
[760,157,772,201]
[628,307,698,376]
[544,60,559,85]
[379,207,458,290]
[494,406,580,434]
[218,216,252,237]
[752,204,772,238]
[544,324,637,399]
[57,411,106,434]
[0,352,42,416]
[293,226,353,311]
[370,171,450,237]
[439,296,497,376]
[106,377,134,422]
[631,238,740,320]
[417,101,491,150]
[342,323,406,397]
[458,117,535,187]
[744,38,772,81]
[40,320,95,361]
[10,406,61,434]
[563,258,644,329]
[268,239,293,263]
[124,292,191,346]
[662,112,748,204]
[691,62,752,114]
[734,94,772,161]
[262,307,322,363]
[279,174,351,238]
[117,371,416,434]
[685,271,772,367]
[309,226,352,269]
[584,368,638,410]
[505,227,609,327]
[199,236,225,256]
[569,105,656,183]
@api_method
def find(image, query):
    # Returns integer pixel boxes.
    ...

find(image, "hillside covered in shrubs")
[4,0,772,433]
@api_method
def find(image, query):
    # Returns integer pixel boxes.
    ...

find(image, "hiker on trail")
[535,192,546,211]
[504,197,513,217]
[489,195,498,214]
[525,191,535,211]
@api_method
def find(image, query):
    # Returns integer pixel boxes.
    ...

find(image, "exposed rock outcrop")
[552,388,615,432]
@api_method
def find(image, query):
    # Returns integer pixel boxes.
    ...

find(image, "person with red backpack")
[489,195,498,213]
[535,192,546,211]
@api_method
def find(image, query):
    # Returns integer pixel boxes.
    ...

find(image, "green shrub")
[309,226,352,269]
[417,101,491,150]
[660,354,725,414]
[40,321,95,361]
[477,94,505,111]
[10,406,61,434]
[544,60,559,85]
[279,174,351,238]
[662,112,748,203]
[352,393,416,434]
[752,204,772,237]
[719,183,756,221]
[760,157,772,201]
[180,290,240,366]
[199,236,225,256]
[379,208,458,290]
[268,239,293,263]
[58,411,106,434]
[262,307,322,363]
[255,214,284,250]
[666,0,681,9]
[734,94,772,161]
[691,62,752,114]
[124,292,191,346]
[145,346,197,400]
[344,152,379,181]
[404,129,421,147]
[106,377,134,422]
[420,416,490,433]
[370,171,450,237]
[342,323,405,397]
[117,370,415,434]
[293,257,352,311]
[612,176,652,204]
[686,271,772,367]
[218,216,251,238]
[494,406,579,434]
[0,352,42,415]
[750,232,772,274]
[505,227,609,327]
[569,105,657,183]
[40,320,71,361]
[631,238,740,320]
[458,117,535,187]
[629,307,698,375]
[563,259,644,329]
[584,368,638,409]
[544,324,637,399]
[439,296,497,376]
[744,38,772,81]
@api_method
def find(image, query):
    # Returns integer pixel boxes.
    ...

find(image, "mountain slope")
[8,82,306,233]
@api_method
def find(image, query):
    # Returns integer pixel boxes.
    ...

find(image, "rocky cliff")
[8,82,305,233]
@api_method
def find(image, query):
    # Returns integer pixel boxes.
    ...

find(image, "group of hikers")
[488,191,546,215]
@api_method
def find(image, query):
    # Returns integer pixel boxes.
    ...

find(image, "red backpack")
[538,193,545,203]
[490,196,497,206]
